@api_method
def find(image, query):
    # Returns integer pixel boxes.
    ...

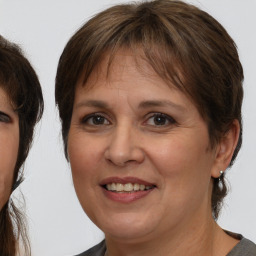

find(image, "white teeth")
[139,184,145,191]
[134,183,140,191]
[124,183,133,192]
[116,183,124,192]
[105,183,154,192]
[110,183,116,191]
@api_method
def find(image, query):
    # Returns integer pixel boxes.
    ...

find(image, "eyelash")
[0,111,11,123]
[80,112,176,128]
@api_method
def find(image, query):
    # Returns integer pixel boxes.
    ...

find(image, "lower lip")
[102,187,154,203]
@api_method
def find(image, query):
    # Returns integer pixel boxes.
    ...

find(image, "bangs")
[78,7,189,96]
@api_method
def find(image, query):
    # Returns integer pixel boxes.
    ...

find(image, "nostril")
[106,158,122,165]
[106,158,139,167]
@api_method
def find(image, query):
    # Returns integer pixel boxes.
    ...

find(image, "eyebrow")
[75,100,109,109]
[138,100,186,112]
[75,99,186,112]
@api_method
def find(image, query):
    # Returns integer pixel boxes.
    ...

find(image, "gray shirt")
[227,237,256,256]
[76,237,256,256]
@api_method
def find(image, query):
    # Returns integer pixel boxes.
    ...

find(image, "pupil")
[154,116,166,125]
[93,116,104,125]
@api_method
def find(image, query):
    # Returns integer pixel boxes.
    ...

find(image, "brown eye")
[91,116,107,125]
[146,113,175,126]
[0,111,11,123]
[153,115,168,125]
[82,114,110,126]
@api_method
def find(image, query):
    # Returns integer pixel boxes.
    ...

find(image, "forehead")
[74,51,199,115]
[79,49,178,92]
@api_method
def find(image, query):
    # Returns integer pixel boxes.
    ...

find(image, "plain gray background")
[0,0,255,255]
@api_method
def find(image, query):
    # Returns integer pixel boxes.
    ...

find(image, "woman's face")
[68,52,221,242]
[0,87,19,210]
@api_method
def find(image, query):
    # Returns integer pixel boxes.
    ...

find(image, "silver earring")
[219,170,224,181]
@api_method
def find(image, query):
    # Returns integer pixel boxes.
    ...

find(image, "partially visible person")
[0,35,43,256]
[55,0,256,255]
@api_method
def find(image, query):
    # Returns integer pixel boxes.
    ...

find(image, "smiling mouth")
[103,183,155,192]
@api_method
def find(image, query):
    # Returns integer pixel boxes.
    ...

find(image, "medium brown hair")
[55,0,243,219]
[0,35,44,256]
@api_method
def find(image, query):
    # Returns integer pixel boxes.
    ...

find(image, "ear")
[211,120,240,178]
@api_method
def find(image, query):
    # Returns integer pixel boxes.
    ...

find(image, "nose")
[104,124,145,166]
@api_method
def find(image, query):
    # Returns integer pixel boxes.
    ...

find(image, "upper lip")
[100,176,156,187]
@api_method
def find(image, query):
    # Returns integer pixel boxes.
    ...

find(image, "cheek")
[147,134,213,200]
[148,132,212,175]
[0,133,19,209]
[67,132,107,218]
[67,133,104,184]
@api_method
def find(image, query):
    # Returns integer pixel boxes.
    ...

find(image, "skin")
[68,52,240,256]
[0,87,19,210]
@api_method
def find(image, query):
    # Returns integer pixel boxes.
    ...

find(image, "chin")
[95,212,158,241]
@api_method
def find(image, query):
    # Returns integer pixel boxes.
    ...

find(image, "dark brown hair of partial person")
[0,35,44,256]
[55,0,243,219]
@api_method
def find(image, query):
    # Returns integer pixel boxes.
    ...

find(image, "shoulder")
[75,240,106,256]
[227,237,256,256]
